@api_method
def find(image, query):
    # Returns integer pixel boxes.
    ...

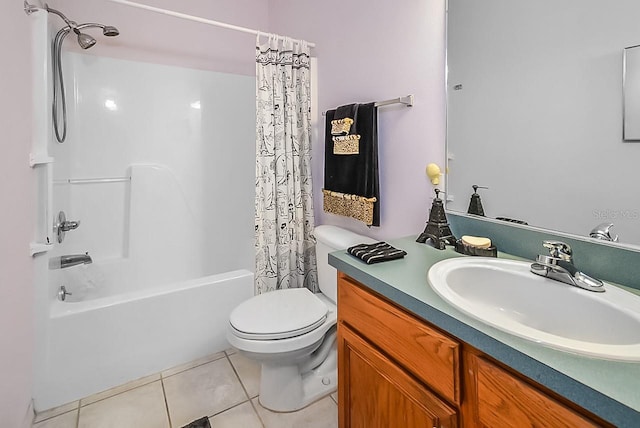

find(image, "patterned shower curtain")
[254,35,318,295]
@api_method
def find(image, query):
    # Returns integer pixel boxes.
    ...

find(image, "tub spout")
[49,252,93,269]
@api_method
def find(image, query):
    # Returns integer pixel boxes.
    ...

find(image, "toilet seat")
[229,288,328,340]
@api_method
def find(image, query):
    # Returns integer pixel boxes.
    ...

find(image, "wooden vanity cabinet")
[338,272,459,428]
[337,272,612,428]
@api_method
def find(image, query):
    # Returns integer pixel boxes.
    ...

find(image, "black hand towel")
[324,102,380,226]
[331,104,359,135]
[347,242,407,264]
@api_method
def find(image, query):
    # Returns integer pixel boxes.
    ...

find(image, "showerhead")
[103,26,119,37]
[47,4,120,144]
[73,23,120,42]
[74,29,97,49]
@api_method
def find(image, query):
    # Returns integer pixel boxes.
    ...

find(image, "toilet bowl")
[227,225,375,412]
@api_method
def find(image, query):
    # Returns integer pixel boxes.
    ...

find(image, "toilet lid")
[229,288,328,340]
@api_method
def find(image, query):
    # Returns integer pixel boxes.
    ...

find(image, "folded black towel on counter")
[347,242,407,264]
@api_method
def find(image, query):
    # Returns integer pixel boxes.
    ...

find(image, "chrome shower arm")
[24,2,78,28]
[44,4,78,29]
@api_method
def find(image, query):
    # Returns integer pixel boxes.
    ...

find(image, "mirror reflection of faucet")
[49,252,93,269]
[590,223,618,242]
[530,240,605,292]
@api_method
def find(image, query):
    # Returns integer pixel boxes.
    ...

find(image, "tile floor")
[33,349,338,428]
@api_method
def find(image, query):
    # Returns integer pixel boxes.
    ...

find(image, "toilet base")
[258,340,337,412]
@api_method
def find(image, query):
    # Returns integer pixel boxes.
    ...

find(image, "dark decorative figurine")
[416,188,457,250]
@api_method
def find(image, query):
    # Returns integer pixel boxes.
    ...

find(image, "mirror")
[624,45,640,140]
[446,0,640,248]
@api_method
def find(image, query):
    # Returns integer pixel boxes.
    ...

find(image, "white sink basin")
[428,257,640,361]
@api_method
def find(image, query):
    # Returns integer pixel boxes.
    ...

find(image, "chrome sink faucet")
[530,241,605,292]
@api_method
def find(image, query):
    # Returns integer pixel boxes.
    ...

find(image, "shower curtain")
[254,35,318,294]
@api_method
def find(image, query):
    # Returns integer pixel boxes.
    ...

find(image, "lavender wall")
[0,3,35,427]
[269,0,447,241]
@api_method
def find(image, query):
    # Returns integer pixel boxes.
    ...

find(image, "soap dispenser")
[416,188,457,250]
[467,185,488,217]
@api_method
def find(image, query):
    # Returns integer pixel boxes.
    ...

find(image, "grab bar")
[54,176,131,185]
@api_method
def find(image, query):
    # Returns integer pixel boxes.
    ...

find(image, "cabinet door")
[338,324,457,428]
[472,355,604,428]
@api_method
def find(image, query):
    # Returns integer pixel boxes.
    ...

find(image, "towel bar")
[322,95,414,116]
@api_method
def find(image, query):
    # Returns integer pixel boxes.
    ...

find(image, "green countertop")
[328,236,640,427]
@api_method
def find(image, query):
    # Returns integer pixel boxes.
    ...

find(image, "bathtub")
[33,269,253,411]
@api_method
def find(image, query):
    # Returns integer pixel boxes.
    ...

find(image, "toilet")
[227,225,375,412]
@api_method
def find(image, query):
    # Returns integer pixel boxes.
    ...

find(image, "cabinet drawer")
[338,273,460,404]
[474,356,602,427]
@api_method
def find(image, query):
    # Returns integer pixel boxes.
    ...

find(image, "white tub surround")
[31,17,256,412]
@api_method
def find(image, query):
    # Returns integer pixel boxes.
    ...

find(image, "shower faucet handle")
[55,210,81,243]
[60,219,80,231]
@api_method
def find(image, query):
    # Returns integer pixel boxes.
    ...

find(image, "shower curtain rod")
[106,0,316,48]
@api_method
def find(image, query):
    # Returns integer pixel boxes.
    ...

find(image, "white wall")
[0,2,35,427]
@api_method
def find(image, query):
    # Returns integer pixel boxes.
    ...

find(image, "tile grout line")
[32,407,78,426]
[33,401,80,425]
[163,352,253,422]
[74,375,160,410]
[161,352,227,380]
[160,377,173,428]
[75,401,80,428]
[225,351,266,428]
[207,400,260,422]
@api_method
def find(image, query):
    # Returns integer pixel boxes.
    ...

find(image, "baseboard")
[22,400,34,428]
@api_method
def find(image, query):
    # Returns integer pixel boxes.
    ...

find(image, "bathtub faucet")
[49,252,93,269]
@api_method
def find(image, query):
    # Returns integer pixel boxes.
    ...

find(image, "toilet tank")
[314,225,376,303]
